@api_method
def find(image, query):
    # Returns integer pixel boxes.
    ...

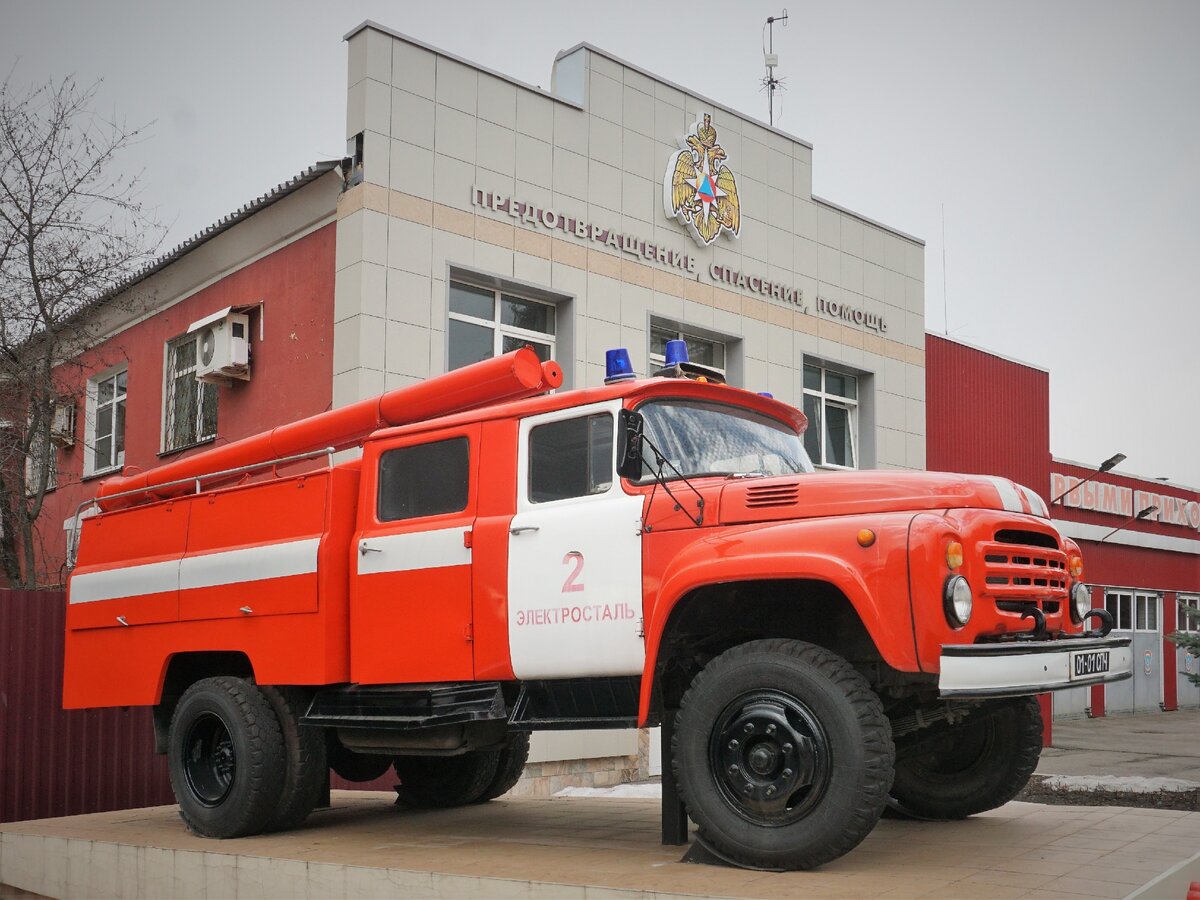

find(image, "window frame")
[516,400,622,513]
[162,332,218,454]
[1134,592,1160,633]
[24,415,57,496]
[1179,595,1200,633]
[84,364,128,478]
[447,280,556,370]
[527,412,615,504]
[801,362,859,470]
[1105,590,1134,631]
[376,435,472,523]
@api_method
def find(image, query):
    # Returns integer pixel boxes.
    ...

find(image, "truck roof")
[363,376,807,443]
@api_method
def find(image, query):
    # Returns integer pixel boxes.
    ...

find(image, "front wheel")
[167,676,285,838]
[889,696,1043,820]
[672,640,895,870]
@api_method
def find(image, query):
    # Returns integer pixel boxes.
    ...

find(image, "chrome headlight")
[1071,582,1091,624]
[944,575,973,627]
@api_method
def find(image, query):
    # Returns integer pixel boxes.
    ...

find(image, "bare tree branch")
[0,72,164,587]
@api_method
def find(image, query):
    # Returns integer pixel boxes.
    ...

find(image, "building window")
[1179,595,1200,633]
[448,281,555,370]
[25,424,56,495]
[1105,590,1133,631]
[528,413,613,503]
[378,437,470,522]
[86,368,127,476]
[802,363,858,469]
[1134,592,1159,633]
[164,334,218,452]
[649,323,726,374]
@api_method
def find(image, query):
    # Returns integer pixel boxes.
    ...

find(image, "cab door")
[351,425,479,684]
[507,401,645,679]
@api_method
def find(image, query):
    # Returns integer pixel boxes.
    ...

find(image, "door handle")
[359,542,382,555]
[509,525,540,535]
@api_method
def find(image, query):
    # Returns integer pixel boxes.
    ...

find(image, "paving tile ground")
[1038,708,1200,781]
[3,791,1198,898]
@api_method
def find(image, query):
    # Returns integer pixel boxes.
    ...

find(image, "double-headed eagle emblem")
[664,114,741,246]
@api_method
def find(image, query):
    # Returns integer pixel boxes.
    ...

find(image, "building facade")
[334,23,928,472]
[28,164,342,581]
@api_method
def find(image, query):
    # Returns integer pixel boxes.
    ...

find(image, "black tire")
[672,639,894,871]
[167,676,286,838]
[474,731,531,803]
[889,696,1043,820]
[261,686,327,831]
[393,750,501,808]
[328,742,394,782]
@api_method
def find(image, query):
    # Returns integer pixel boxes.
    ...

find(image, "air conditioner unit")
[188,309,251,384]
[51,401,75,447]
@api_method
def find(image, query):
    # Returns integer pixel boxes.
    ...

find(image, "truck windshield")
[635,399,813,482]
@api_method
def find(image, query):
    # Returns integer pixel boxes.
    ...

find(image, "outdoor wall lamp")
[1051,452,1127,505]
[1100,504,1158,542]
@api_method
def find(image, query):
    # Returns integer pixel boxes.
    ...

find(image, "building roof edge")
[344,21,582,110]
[553,41,815,152]
[812,195,925,246]
[925,332,1049,374]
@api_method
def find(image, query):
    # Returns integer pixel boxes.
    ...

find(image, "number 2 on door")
[562,551,585,593]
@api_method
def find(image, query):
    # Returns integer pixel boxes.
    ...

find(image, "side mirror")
[616,408,644,480]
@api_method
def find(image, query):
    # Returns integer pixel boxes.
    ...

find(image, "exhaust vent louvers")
[744,482,801,508]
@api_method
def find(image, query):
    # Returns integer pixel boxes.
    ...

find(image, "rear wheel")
[393,750,501,808]
[261,686,327,831]
[889,696,1043,820]
[672,640,894,870]
[168,676,285,838]
[329,743,393,783]
[474,732,531,802]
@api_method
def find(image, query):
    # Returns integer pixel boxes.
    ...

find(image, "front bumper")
[938,636,1132,700]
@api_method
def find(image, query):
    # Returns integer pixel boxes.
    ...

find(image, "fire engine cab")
[64,344,1132,870]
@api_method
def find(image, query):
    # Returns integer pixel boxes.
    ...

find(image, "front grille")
[744,482,800,508]
[979,538,1068,608]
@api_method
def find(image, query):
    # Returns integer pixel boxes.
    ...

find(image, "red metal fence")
[1,588,392,824]
[1,589,173,823]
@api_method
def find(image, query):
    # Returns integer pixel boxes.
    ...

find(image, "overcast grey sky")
[3,0,1197,486]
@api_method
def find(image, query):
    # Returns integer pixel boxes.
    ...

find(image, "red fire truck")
[64,344,1131,870]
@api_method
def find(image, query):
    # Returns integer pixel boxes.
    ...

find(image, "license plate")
[1070,649,1111,680]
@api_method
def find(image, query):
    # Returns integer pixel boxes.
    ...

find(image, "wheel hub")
[711,693,827,826]
[183,712,236,807]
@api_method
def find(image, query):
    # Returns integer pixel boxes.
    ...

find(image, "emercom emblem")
[664,114,741,247]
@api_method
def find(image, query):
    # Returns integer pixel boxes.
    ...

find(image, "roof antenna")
[942,203,949,335]
[762,10,788,126]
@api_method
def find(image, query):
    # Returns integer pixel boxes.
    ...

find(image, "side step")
[303,682,506,731]
[509,677,639,730]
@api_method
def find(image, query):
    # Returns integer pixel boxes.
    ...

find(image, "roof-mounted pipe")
[97,347,562,511]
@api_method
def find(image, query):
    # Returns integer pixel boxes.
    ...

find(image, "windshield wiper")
[640,434,704,530]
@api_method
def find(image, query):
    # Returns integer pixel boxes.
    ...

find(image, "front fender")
[638,516,918,724]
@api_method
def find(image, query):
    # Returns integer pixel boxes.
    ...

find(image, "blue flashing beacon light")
[664,339,690,366]
[758,392,774,399]
[604,348,636,384]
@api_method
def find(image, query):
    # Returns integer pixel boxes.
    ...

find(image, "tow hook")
[1019,606,1047,638]
[1082,608,1114,638]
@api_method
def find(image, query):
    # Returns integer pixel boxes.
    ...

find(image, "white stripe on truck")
[69,537,321,604]
[179,538,320,591]
[983,476,1024,513]
[355,526,471,576]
